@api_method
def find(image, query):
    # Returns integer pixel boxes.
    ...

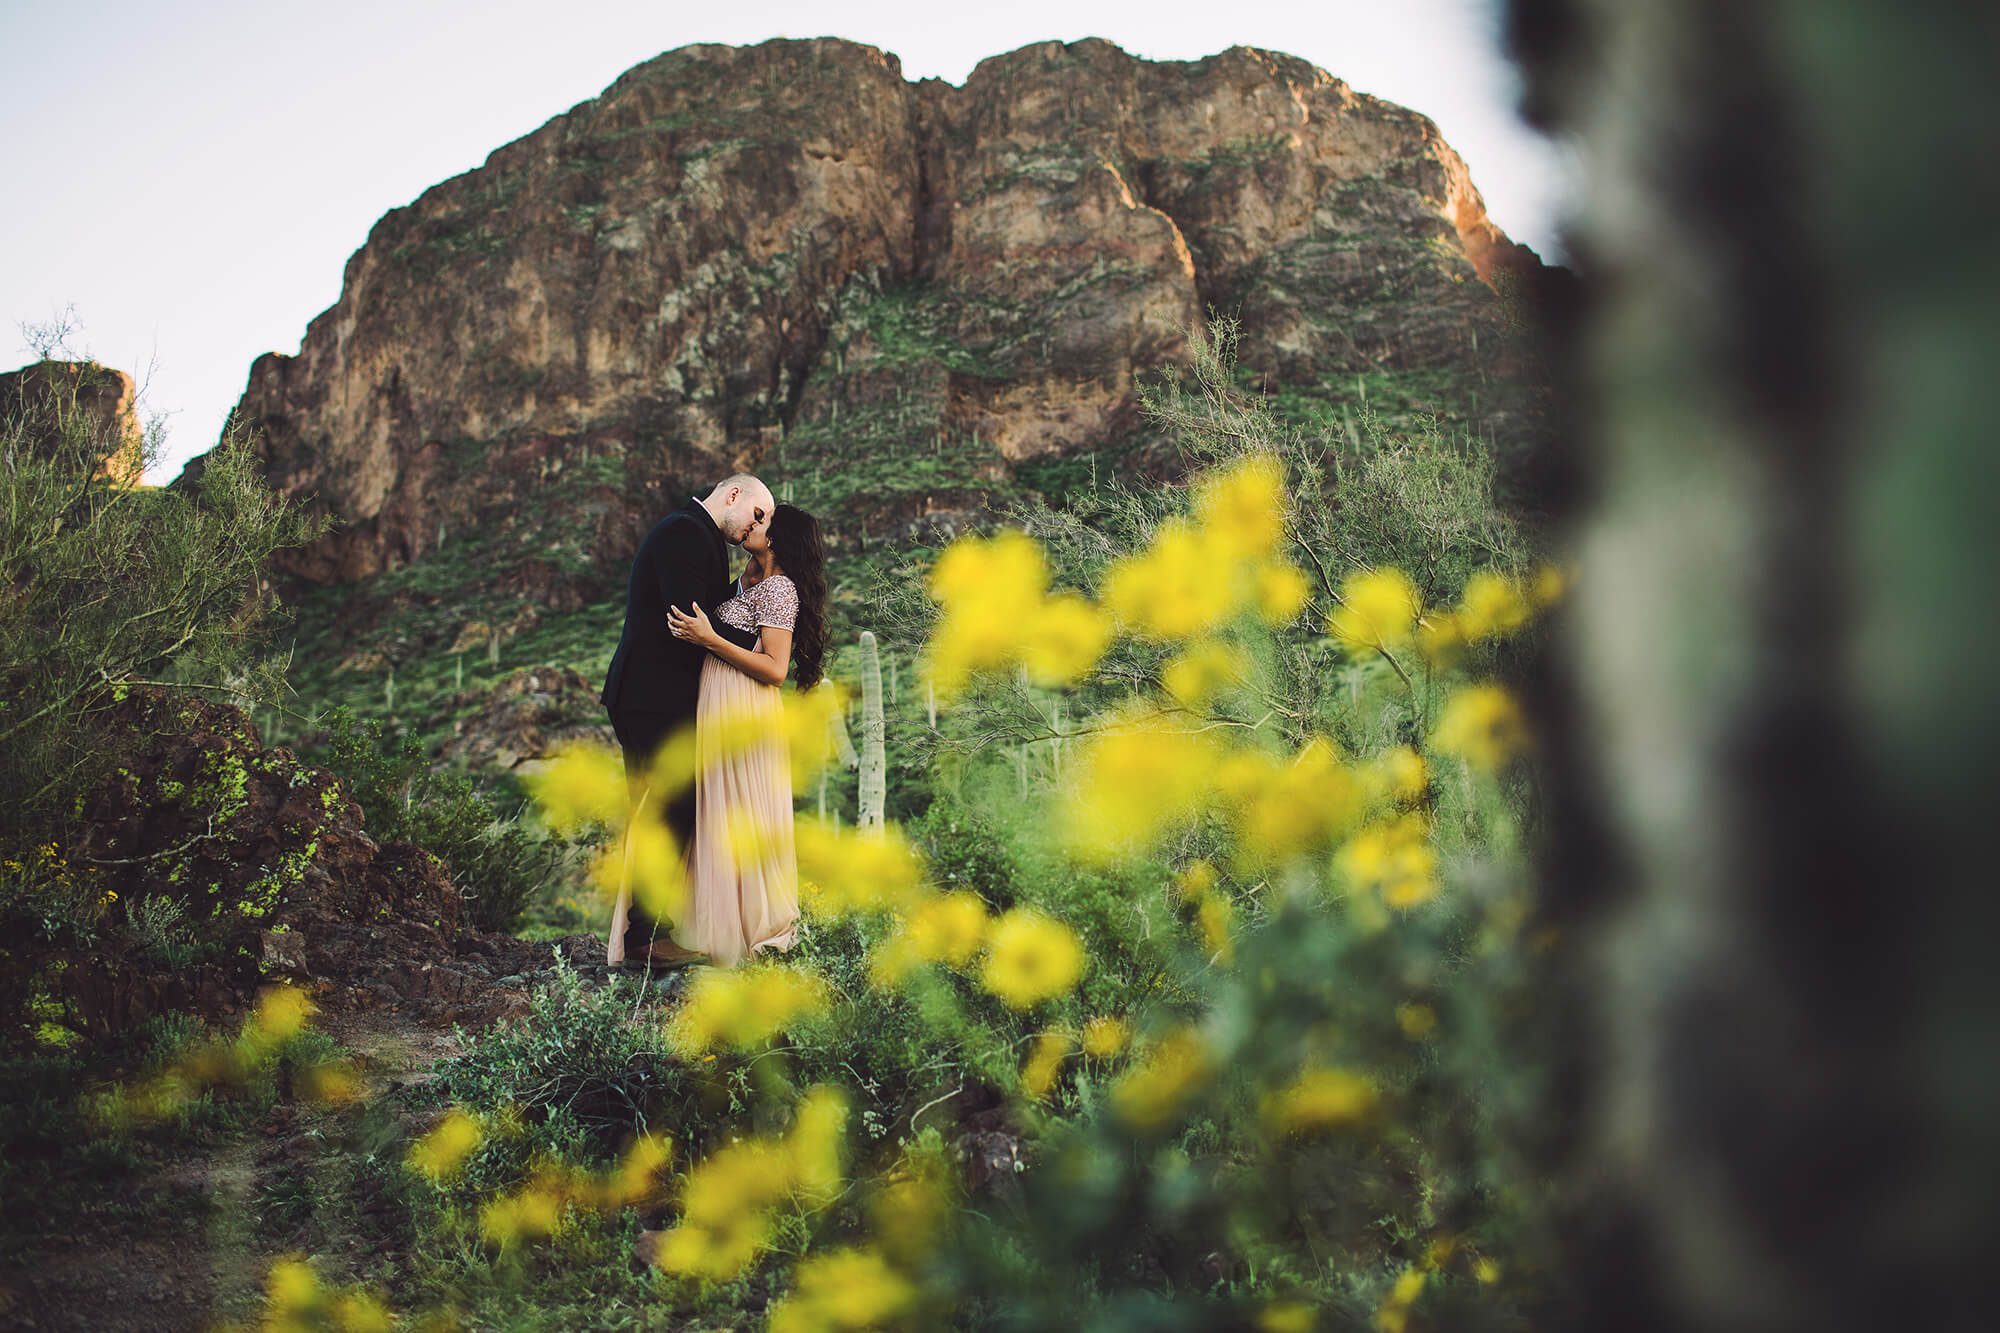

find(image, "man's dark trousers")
[600,495,759,959]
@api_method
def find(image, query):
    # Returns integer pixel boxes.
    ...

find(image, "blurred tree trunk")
[1506,1,2000,1328]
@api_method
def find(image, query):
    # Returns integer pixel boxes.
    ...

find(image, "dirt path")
[0,940,630,1330]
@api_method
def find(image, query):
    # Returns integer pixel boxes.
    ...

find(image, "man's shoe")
[641,939,709,969]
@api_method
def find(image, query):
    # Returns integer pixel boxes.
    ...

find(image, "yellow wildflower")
[522,741,630,834]
[794,816,929,915]
[1220,736,1361,863]
[1373,1266,1426,1333]
[667,965,829,1055]
[1195,890,1234,963]
[1108,1028,1213,1132]
[1395,1003,1438,1040]
[869,891,990,987]
[1258,1301,1318,1333]
[1433,684,1531,772]
[1266,1066,1378,1134]
[1020,1030,1073,1100]
[1018,590,1112,687]
[1253,560,1311,626]
[1161,639,1250,709]
[1062,710,1225,863]
[767,1247,918,1333]
[1081,1015,1129,1058]
[1328,568,1419,651]
[1192,453,1287,548]
[1475,1257,1502,1284]
[1102,518,1241,640]
[1368,745,1428,806]
[979,908,1087,1009]
[407,1108,483,1182]
[1531,561,1568,607]
[587,813,686,922]
[1415,612,1464,669]
[1456,570,1531,642]
[479,1174,568,1247]
[1335,814,1440,909]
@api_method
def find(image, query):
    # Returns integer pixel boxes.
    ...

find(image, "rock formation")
[1,360,146,487]
[187,36,1541,616]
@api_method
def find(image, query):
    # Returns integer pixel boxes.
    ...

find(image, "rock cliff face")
[2,360,146,487]
[192,36,1539,602]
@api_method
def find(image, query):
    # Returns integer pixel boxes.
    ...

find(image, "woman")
[661,501,827,967]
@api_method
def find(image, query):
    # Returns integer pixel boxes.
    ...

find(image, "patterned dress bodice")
[714,572,799,638]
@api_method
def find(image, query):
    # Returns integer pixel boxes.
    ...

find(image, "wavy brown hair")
[767,502,827,689]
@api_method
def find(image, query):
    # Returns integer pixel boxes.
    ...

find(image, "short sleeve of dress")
[755,575,799,630]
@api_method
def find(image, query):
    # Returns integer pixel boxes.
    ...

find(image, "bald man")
[600,473,774,967]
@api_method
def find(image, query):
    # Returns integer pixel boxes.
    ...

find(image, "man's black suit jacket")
[599,496,761,721]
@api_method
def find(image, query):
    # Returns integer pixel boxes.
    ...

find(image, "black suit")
[600,496,759,955]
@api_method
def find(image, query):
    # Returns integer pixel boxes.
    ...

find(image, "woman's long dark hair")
[767,502,827,690]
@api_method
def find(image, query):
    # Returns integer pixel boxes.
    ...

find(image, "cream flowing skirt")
[675,652,800,966]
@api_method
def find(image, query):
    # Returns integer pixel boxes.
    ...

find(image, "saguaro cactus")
[857,631,886,830]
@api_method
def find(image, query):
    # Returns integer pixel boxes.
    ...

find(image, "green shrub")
[314,706,567,933]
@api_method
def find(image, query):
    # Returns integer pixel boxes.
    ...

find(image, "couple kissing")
[597,473,827,972]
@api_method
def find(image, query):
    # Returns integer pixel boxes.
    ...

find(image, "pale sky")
[0,0,1575,483]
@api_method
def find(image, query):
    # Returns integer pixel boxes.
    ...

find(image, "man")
[600,472,774,968]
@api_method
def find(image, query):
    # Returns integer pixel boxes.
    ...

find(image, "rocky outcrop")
[0,689,555,1046]
[1,360,145,487]
[188,36,1540,607]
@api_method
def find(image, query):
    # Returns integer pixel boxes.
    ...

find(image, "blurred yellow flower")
[1018,591,1112,688]
[869,891,990,987]
[1474,1257,1502,1284]
[1081,1014,1129,1058]
[1456,570,1531,642]
[767,1247,918,1333]
[1062,711,1225,863]
[794,816,929,915]
[1220,736,1361,863]
[1328,568,1419,651]
[979,908,1088,1009]
[1531,561,1568,608]
[522,741,629,834]
[1253,560,1312,626]
[1020,1030,1073,1100]
[1395,1002,1438,1040]
[1161,639,1250,709]
[667,965,829,1055]
[587,814,686,922]
[1415,612,1464,669]
[1192,453,1287,545]
[1195,890,1234,962]
[1433,684,1530,772]
[407,1108,484,1183]
[479,1174,568,1247]
[1108,1028,1213,1131]
[1373,1266,1426,1333]
[780,680,852,786]
[1368,745,1428,806]
[1258,1301,1318,1333]
[1266,1065,1378,1134]
[1103,519,1240,640]
[1335,814,1440,909]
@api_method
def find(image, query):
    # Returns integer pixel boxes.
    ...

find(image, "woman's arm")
[668,601,791,686]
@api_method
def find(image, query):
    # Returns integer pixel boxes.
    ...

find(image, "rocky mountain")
[2,360,146,487]
[187,36,1543,631]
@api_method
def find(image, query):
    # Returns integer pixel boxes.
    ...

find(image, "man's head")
[700,473,775,545]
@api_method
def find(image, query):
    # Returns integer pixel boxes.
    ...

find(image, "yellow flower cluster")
[406,1107,484,1182]
[767,1246,919,1333]
[666,964,830,1055]
[1104,455,1309,640]
[1328,568,1420,652]
[1416,562,1568,667]
[795,815,928,915]
[1081,1014,1130,1058]
[866,890,989,987]
[1108,1027,1214,1132]
[1334,813,1440,910]
[924,529,1109,702]
[477,1133,674,1247]
[1264,1065,1379,1134]
[92,984,356,1128]
[1433,684,1531,772]
[1373,1267,1427,1333]
[651,1086,847,1281]
[980,907,1089,1009]
[248,1256,393,1333]
[1020,1030,1074,1101]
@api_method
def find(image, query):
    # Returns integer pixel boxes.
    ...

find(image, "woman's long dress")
[674,572,801,967]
